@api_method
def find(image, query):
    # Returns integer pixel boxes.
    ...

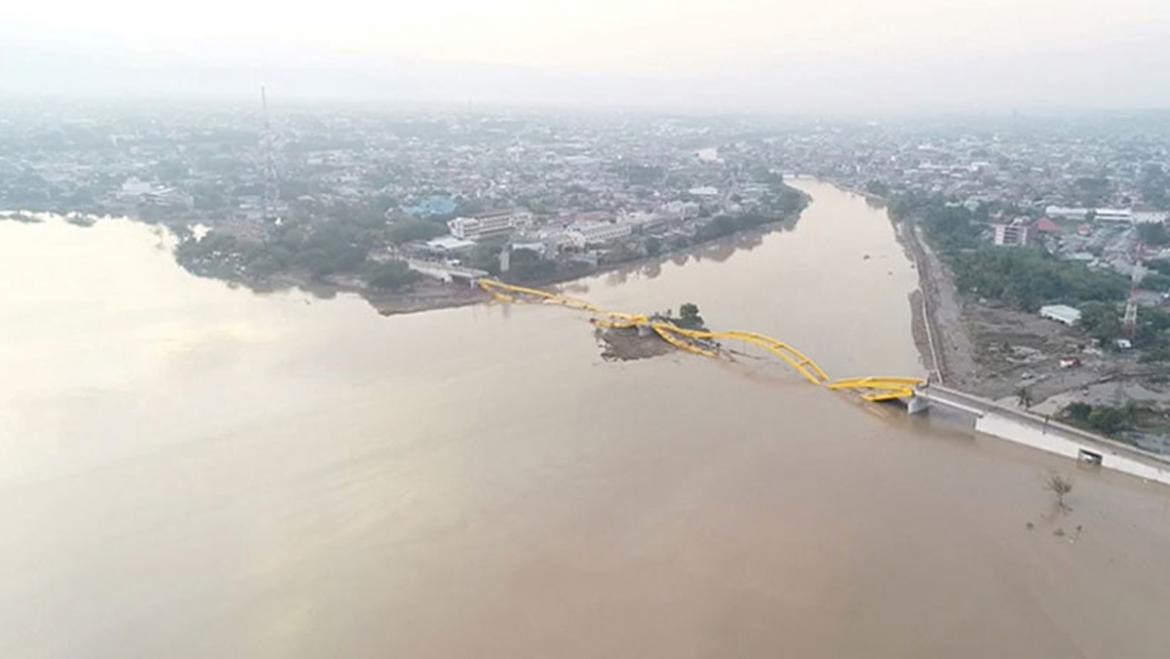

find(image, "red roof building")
[1032,217,1062,234]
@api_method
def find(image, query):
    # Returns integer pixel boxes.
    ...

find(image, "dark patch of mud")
[596,327,674,361]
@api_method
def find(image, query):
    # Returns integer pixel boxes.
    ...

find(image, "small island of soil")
[596,326,676,361]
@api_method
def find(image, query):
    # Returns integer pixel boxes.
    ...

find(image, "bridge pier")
[906,395,931,415]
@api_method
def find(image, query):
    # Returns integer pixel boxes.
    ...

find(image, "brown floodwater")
[2,180,1169,658]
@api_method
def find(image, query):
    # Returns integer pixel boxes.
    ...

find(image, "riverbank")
[888,192,1170,451]
[186,210,802,317]
[897,220,977,386]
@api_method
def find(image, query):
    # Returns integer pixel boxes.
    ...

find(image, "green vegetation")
[1135,306,1170,361]
[1062,402,1132,436]
[506,247,557,280]
[888,194,983,252]
[292,223,369,278]
[1140,164,1170,210]
[1143,272,1170,291]
[614,163,664,186]
[865,180,891,197]
[365,261,421,290]
[1072,176,1113,207]
[387,219,447,244]
[1137,222,1169,246]
[951,247,1128,311]
[466,237,508,276]
[176,214,388,283]
[677,303,705,330]
[692,188,806,243]
[1059,401,1170,442]
[1079,302,1125,344]
[1082,303,1170,358]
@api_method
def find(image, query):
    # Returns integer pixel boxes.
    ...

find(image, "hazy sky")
[4,0,1170,112]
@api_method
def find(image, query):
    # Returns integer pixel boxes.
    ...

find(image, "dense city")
[2,103,1170,449]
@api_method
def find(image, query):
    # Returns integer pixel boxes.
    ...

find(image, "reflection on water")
[1,181,1169,658]
[599,218,777,288]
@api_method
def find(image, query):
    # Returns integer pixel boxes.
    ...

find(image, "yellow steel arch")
[479,279,603,313]
[477,279,922,402]
[825,377,924,402]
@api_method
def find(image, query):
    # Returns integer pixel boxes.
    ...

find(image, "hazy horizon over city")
[5,0,1170,113]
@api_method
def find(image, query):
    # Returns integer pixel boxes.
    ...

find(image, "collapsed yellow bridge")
[479,279,923,402]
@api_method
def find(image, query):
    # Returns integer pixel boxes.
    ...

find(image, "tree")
[1137,222,1169,246]
[387,219,447,245]
[644,236,662,256]
[1064,402,1093,422]
[1149,259,1170,276]
[1045,473,1074,512]
[1073,176,1112,207]
[1142,272,1170,292]
[1016,386,1034,409]
[1080,302,1124,345]
[467,237,508,275]
[1139,164,1170,210]
[678,303,704,329]
[865,180,891,197]
[951,248,1128,312]
[1086,406,1128,435]
[366,261,420,290]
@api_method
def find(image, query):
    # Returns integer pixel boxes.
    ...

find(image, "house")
[1031,217,1062,235]
[1039,304,1082,326]
[992,218,1030,246]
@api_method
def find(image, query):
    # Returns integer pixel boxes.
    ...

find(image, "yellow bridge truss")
[478,279,922,402]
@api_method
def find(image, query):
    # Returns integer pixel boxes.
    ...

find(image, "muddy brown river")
[2,180,1169,657]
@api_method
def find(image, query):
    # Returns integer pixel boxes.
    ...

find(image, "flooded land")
[2,181,1169,658]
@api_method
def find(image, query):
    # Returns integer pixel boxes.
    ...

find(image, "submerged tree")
[1045,473,1074,512]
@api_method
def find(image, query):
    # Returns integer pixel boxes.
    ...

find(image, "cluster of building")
[2,103,1167,287]
[0,103,801,270]
[790,117,1170,300]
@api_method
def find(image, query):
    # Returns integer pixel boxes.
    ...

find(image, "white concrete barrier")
[976,413,1170,486]
[917,384,1170,486]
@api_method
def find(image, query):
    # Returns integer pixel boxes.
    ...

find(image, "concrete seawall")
[917,384,1170,486]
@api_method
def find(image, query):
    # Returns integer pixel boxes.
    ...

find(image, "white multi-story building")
[1133,210,1168,224]
[992,218,1030,246]
[1093,208,1133,223]
[1045,206,1133,223]
[447,209,533,240]
[567,222,633,248]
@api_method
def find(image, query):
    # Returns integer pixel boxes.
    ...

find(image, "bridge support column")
[906,396,930,415]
